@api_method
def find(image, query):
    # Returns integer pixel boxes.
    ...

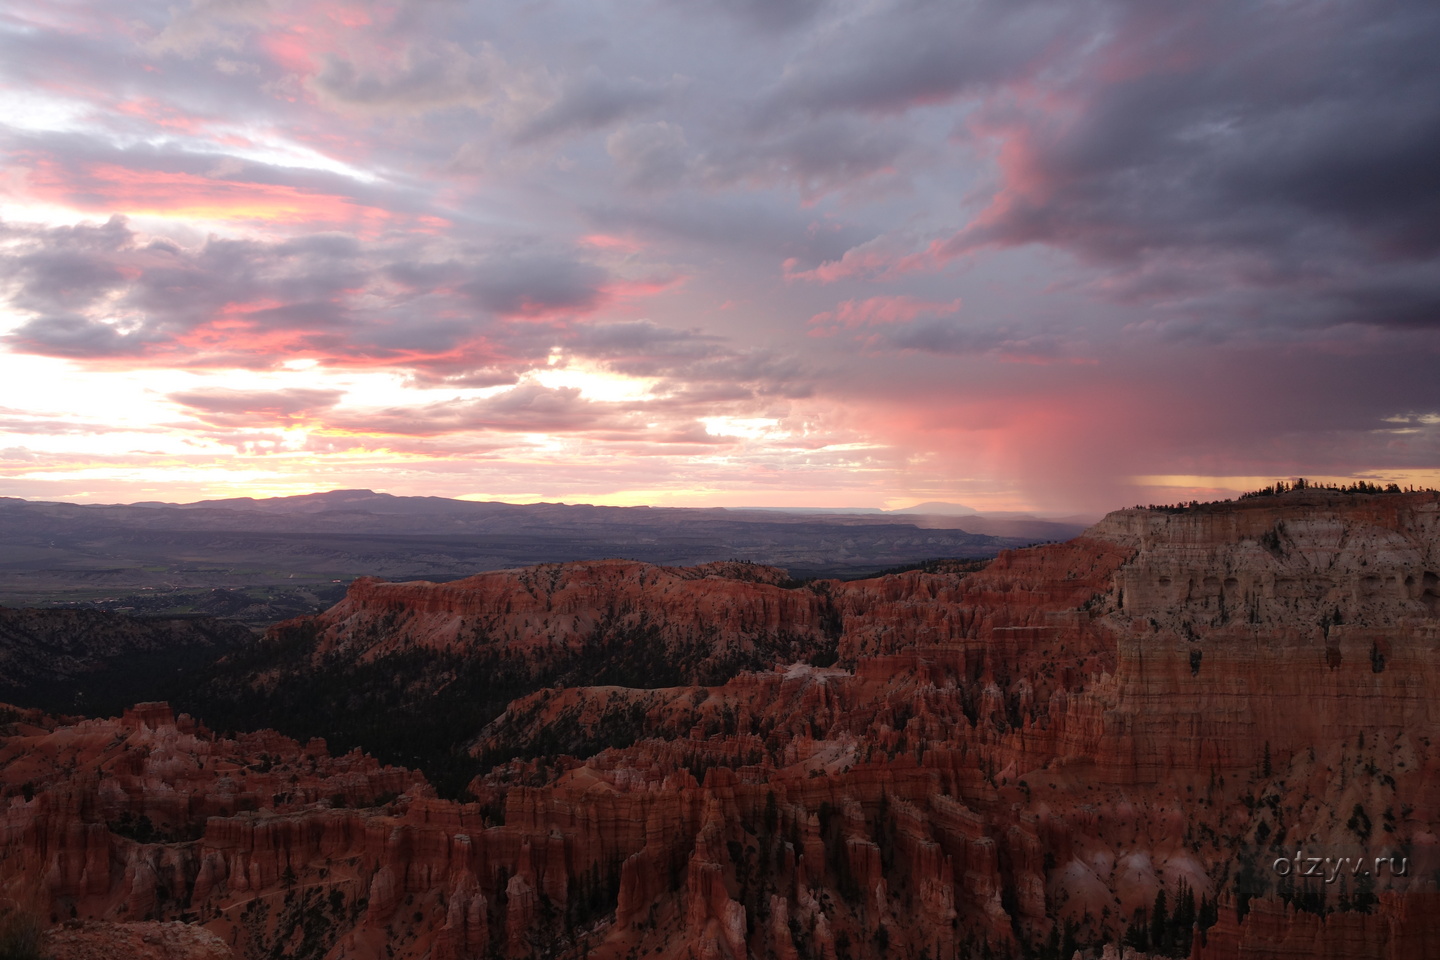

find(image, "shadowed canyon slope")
[0,608,252,717]
[3,490,1440,959]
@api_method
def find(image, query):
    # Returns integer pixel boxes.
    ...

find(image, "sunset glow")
[2,1,1437,513]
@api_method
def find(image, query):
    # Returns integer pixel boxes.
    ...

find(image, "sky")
[1,0,1437,516]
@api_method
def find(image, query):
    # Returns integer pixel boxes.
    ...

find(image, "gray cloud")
[0,217,132,314]
[326,383,608,436]
[516,70,670,143]
[312,42,496,113]
[4,315,161,359]
[0,217,601,370]
[460,253,609,317]
[568,319,722,365]
[148,0,274,57]
[766,0,1087,117]
[682,0,829,32]
[878,320,1058,358]
[169,387,345,426]
[588,197,873,266]
[701,116,911,198]
[607,122,691,190]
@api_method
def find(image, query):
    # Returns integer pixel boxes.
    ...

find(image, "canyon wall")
[2,489,1437,958]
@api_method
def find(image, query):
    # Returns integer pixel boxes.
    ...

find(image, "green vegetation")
[107,811,205,844]
[172,626,532,799]
[866,557,994,578]
[1239,478,1416,499]
[239,883,350,960]
[1119,881,1208,958]
[1138,477,1434,513]
[0,906,43,960]
[1347,802,1373,841]
[817,802,861,904]
[0,608,253,717]
[2,584,346,625]
[175,608,841,799]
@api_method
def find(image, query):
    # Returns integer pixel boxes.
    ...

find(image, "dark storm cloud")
[932,0,1440,330]
[1333,282,1440,332]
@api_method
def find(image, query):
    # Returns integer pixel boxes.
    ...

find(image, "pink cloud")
[782,233,937,284]
[111,97,213,135]
[601,275,686,302]
[808,296,962,337]
[21,159,401,230]
[580,233,645,252]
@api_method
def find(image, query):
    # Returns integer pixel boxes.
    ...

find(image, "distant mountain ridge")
[0,491,1085,616]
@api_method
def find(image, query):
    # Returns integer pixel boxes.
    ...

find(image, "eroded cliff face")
[278,560,835,673]
[3,490,1439,959]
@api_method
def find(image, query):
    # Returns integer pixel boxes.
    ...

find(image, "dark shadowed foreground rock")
[43,919,235,960]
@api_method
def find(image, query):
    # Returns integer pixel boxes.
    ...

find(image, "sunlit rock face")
[3,490,1440,958]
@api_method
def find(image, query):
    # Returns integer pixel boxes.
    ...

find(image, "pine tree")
[1150,888,1170,954]
[1172,880,1197,956]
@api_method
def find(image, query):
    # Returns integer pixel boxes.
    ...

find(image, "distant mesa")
[889,500,980,515]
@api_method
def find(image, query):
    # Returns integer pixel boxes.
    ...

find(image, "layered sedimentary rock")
[2,489,1438,958]
[276,559,836,674]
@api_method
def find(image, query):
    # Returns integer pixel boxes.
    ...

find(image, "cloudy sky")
[1,0,1437,514]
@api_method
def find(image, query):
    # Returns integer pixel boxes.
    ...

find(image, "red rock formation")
[2,490,1438,958]
[283,560,832,668]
